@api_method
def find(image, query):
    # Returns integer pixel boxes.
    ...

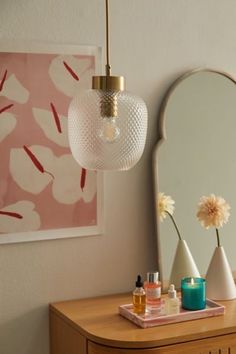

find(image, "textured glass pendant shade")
[68,0,148,171]
[68,89,148,170]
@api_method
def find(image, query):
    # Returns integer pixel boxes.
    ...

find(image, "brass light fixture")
[68,0,148,171]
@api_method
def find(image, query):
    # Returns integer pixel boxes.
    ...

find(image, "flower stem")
[216,228,221,247]
[166,211,182,241]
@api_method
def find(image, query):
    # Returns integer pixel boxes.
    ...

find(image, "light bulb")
[99,117,120,143]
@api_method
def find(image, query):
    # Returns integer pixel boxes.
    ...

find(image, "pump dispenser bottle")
[165,284,180,315]
[133,275,146,314]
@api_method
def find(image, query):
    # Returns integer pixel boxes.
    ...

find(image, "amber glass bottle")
[132,275,146,314]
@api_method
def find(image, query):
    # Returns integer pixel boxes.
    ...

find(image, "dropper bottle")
[165,284,180,315]
[132,275,146,314]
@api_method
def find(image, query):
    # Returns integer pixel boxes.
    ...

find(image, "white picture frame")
[0,41,103,244]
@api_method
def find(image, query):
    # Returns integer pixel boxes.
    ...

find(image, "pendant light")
[68,0,148,171]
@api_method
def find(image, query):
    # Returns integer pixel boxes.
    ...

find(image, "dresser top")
[50,292,236,348]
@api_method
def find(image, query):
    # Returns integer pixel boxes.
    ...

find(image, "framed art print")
[0,42,103,244]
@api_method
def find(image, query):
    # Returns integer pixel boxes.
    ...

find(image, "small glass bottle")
[165,284,180,315]
[144,271,161,313]
[133,275,146,314]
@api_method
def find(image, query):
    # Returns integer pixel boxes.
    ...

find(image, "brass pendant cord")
[105,0,111,76]
[92,0,124,91]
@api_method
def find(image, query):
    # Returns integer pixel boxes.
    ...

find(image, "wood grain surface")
[50,292,236,349]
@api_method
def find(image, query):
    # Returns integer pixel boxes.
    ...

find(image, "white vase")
[205,246,236,300]
[169,239,200,289]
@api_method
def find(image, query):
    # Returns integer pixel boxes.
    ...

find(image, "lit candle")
[181,277,206,310]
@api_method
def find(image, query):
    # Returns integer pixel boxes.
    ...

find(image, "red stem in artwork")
[0,211,23,219]
[80,168,87,191]
[0,103,14,115]
[23,145,54,179]
[50,102,62,133]
[0,69,8,92]
[63,61,80,81]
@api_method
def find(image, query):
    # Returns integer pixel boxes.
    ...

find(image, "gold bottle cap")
[92,76,125,91]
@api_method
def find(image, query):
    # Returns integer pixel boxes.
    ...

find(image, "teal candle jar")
[181,277,206,310]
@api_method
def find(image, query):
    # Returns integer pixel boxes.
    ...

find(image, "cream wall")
[1,1,236,353]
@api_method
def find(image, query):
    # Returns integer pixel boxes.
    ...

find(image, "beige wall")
[1,1,236,353]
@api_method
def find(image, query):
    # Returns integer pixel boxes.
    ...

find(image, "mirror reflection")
[154,69,236,284]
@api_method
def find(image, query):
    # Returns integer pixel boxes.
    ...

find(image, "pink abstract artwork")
[0,46,102,243]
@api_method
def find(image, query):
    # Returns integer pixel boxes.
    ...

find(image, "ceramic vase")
[169,239,200,289]
[205,246,236,300]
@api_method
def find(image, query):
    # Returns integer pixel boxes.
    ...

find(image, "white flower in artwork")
[10,145,53,195]
[0,201,41,233]
[51,154,96,204]
[49,55,94,97]
[0,74,29,103]
[9,145,96,204]
[0,112,17,143]
[32,107,69,148]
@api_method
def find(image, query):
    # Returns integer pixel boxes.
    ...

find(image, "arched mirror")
[153,69,236,289]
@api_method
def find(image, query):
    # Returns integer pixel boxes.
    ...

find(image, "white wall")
[1,1,236,353]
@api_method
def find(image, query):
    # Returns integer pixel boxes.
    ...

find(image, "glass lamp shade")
[68,89,148,171]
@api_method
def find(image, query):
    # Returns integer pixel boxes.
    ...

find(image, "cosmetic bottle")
[132,275,146,314]
[165,284,180,315]
[144,271,161,313]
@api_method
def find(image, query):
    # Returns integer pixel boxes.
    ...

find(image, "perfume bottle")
[133,275,146,314]
[165,284,180,315]
[144,271,161,313]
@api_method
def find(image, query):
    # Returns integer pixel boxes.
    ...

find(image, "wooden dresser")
[50,293,236,354]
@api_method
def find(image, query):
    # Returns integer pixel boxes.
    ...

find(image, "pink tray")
[119,299,225,328]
